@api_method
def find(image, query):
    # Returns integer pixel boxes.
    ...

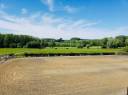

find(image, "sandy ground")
[0,56,128,95]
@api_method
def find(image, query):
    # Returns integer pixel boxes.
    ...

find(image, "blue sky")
[0,0,128,39]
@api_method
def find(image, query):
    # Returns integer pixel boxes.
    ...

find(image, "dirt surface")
[0,56,128,95]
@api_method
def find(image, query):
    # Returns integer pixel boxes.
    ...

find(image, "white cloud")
[0,10,127,39]
[64,5,77,13]
[40,0,80,13]
[21,8,28,14]
[41,0,54,12]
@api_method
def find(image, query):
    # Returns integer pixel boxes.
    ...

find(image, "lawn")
[0,48,122,55]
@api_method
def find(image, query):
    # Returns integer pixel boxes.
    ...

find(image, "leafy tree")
[48,41,56,48]
[115,35,126,47]
[26,41,41,48]
[17,43,22,48]
[107,38,121,48]
[0,34,4,47]
[125,39,128,46]
[113,39,122,48]
[9,43,17,48]
[77,43,84,48]
[70,37,81,41]
[56,38,63,42]
[0,33,128,49]
[101,38,108,48]
[3,34,13,47]
[40,40,48,48]
[107,38,114,48]
[86,44,91,49]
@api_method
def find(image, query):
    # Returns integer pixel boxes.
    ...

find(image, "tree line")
[0,33,128,48]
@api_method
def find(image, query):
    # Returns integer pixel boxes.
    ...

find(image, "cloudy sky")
[0,0,128,39]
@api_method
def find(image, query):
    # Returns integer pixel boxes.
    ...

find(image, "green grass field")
[0,48,122,56]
